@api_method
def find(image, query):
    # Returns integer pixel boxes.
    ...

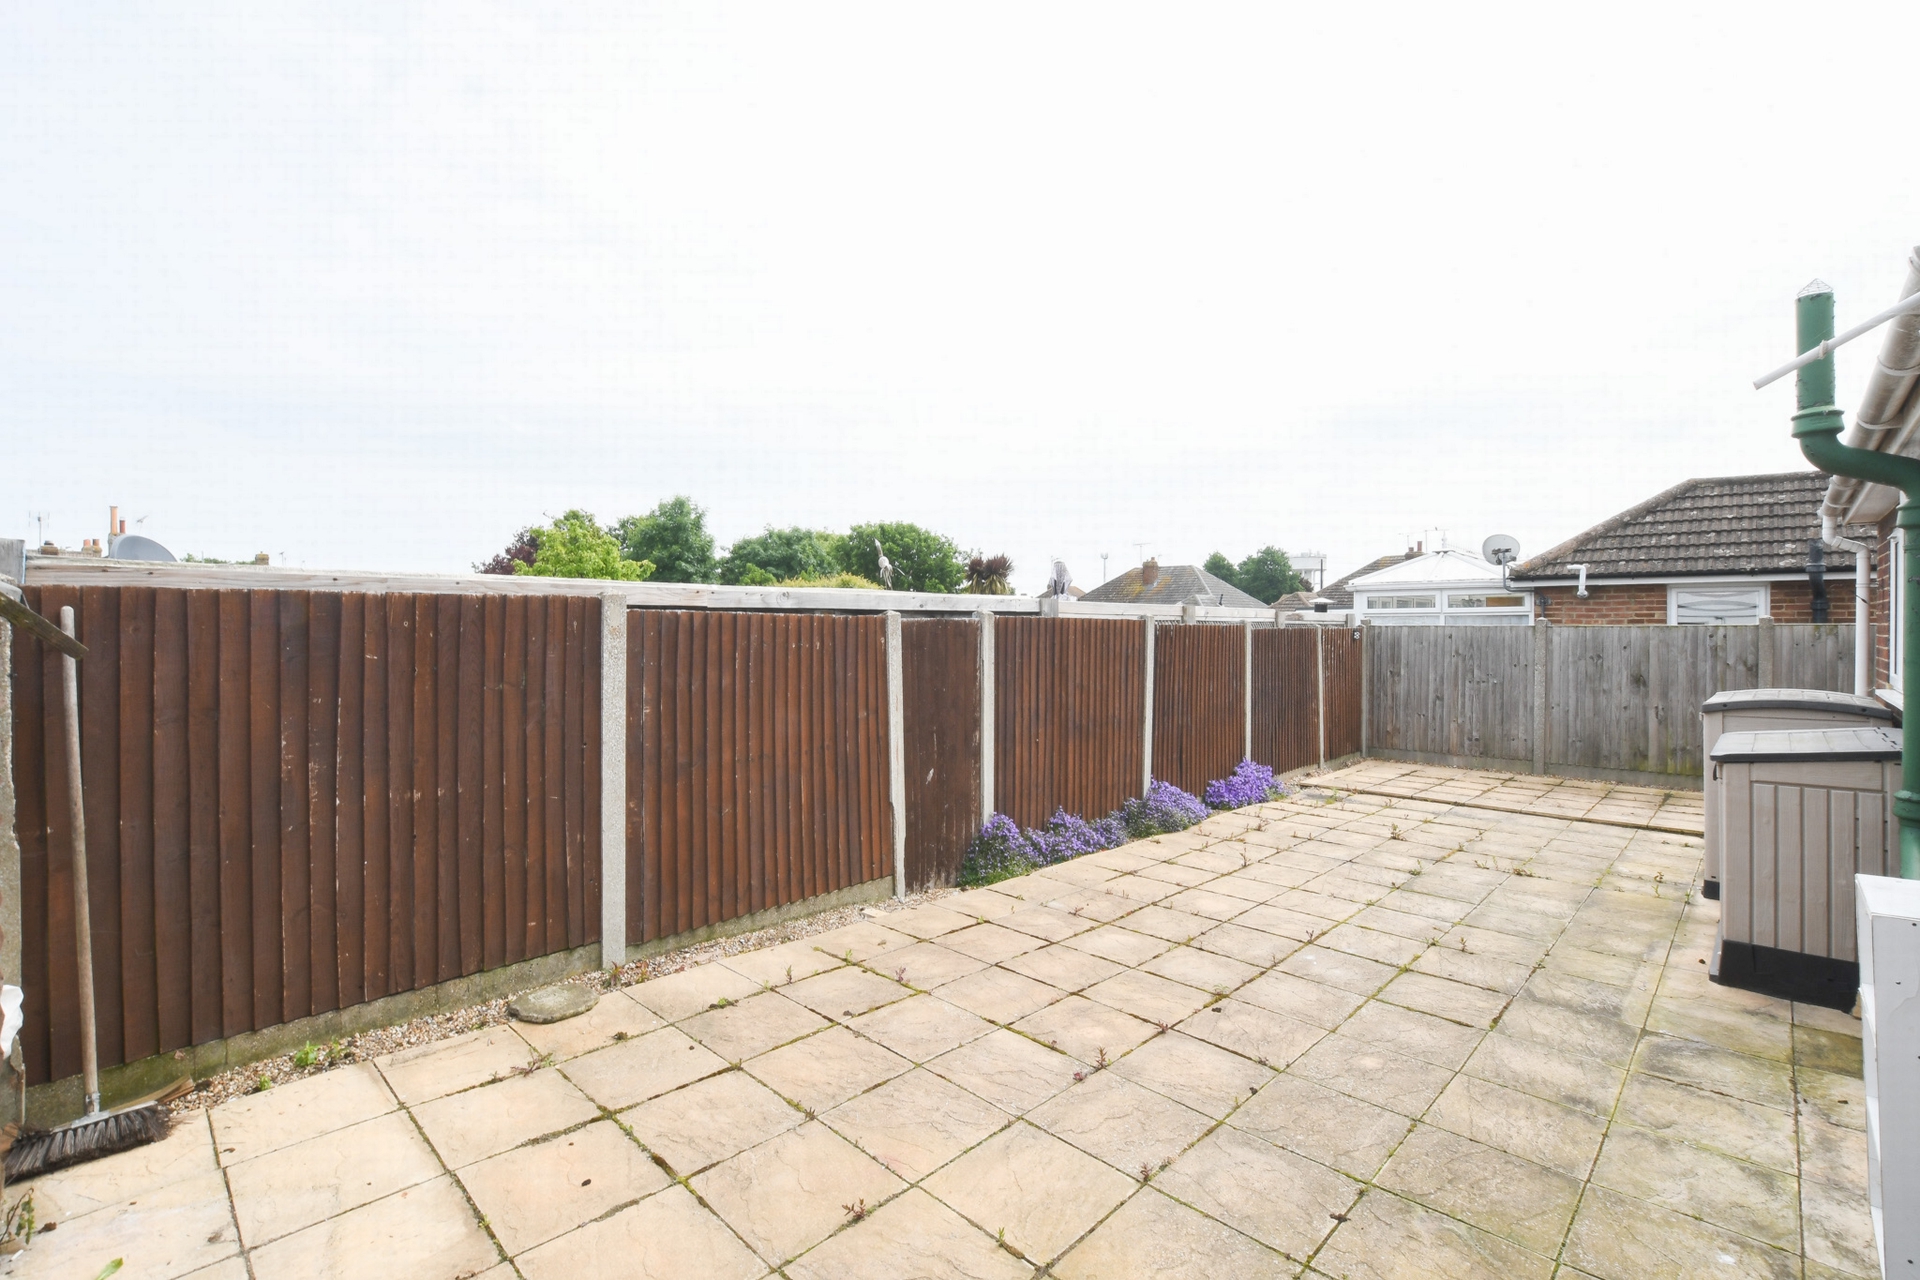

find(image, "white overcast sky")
[4,4,1919,592]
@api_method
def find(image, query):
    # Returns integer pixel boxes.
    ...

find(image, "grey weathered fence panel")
[1368,622,1854,784]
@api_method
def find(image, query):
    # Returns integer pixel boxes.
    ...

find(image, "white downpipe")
[1824,513,1873,698]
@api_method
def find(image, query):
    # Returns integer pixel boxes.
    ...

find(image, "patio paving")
[11,761,1872,1278]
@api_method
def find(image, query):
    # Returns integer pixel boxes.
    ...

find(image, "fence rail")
[5,567,1361,1088]
[1366,621,1856,784]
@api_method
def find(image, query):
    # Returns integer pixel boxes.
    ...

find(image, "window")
[1366,595,1435,610]
[1447,594,1526,609]
[1669,584,1767,625]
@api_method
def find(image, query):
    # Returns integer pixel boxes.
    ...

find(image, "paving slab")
[32,765,1861,1280]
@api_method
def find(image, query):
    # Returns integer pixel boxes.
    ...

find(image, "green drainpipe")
[1791,281,1920,877]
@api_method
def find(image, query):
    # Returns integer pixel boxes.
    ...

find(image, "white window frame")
[1667,582,1769,626]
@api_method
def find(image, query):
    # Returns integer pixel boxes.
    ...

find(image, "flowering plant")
[957,766,1288,887]
[1120,780,1209,838]
[1204,759,1290,810]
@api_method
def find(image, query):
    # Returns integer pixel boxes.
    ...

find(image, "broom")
[3,606,169,1180]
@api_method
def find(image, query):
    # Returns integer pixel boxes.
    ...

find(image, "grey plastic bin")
[1710,725,1900,1009]
[1701,688,1895,901]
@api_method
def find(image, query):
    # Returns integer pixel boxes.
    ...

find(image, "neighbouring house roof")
[1081,563,1267,609]
[1291,552,1418,610]
[1346,548,1508,592]
[1821,248,1920,526]
[1511,471,1868,582]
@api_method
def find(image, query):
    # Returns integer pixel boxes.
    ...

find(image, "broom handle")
[59,607,100,1115]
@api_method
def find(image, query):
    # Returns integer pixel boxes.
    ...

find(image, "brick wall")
[1531,576,1857,626]
[1532,582,1667,624]
[1767,578,1857,624]
[1875,512,1894,689]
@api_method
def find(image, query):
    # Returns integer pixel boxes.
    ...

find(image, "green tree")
[614,496,718,583]
[1235,546,1307,603]
[718,526,846,585]
[516,510,654,581]
[1202,552,1241,592]
[838,522,966,593]
[1204,547,1307,603]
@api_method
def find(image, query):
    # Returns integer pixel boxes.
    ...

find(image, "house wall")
[1875,511,1895,689]
[1530,578,1856,626]
[1532,583,1666,624]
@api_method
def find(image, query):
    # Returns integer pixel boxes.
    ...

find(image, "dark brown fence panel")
[994,617,1144,828]
[1153,624,1245,796]
[1252,627,1318,773]
[625,610,888,945]
[902,619,981,889]
[1321,626,1364,760]
[9,584,599,1086]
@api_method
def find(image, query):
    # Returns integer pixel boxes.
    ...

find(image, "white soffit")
[1825,246,1920,526]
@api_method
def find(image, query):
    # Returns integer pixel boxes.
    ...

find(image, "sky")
[4,4,1920,594]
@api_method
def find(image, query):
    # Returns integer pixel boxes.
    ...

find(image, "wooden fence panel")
[902,619,981,890]
[8,585,599,1085]
[1322,626,1365,761]
[1365,626,1534,766]
[625,610,888,945]
[1251,628,1318,772]
[1368,622,1853,781]
[1153,624,1244,795]
[994,617,1144,828]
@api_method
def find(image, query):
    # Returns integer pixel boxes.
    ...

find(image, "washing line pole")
[1787,282,1920,877]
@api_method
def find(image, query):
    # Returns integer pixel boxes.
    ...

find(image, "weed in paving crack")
[843,1199,868,1222]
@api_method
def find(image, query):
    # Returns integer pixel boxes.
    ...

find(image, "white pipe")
[1570,564,1589,599]
[1824,513,1872,698]
[1753,290,1920,389]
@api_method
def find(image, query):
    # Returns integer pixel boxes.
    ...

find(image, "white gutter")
[1823,513,1872,697]
[1821,247,1920,526]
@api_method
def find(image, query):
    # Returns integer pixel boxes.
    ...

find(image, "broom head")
[4,1103,170,1181]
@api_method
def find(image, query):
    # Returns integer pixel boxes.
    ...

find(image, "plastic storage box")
[1701,688,1895,900]
[1710,724,1900,1009]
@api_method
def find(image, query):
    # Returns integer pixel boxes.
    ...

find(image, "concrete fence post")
[976,610,995,823]
[598,593,627,967]
[1757,615,1776,687]
[1359,620,1372,757]
[1315,623,1327,769]
[1531,617,1551,775]
[1142,616,1156,794]
[1242,621,1254,763]
[886,611,907,899]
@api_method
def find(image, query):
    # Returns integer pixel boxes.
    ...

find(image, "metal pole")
[885,611,907,897]
[1790,281,1920,876]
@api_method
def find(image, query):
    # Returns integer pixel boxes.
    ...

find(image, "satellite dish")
[1481,534,1521,566]
[109,534,176,563]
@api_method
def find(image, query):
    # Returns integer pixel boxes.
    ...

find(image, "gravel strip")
[171,886,956,1114]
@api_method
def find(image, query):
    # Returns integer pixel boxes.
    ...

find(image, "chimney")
[1141,558,1159,586]
[110,505,119,544]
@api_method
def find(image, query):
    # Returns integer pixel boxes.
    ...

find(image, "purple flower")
[1121,780,1209,837]
[1204,759,1287,810]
